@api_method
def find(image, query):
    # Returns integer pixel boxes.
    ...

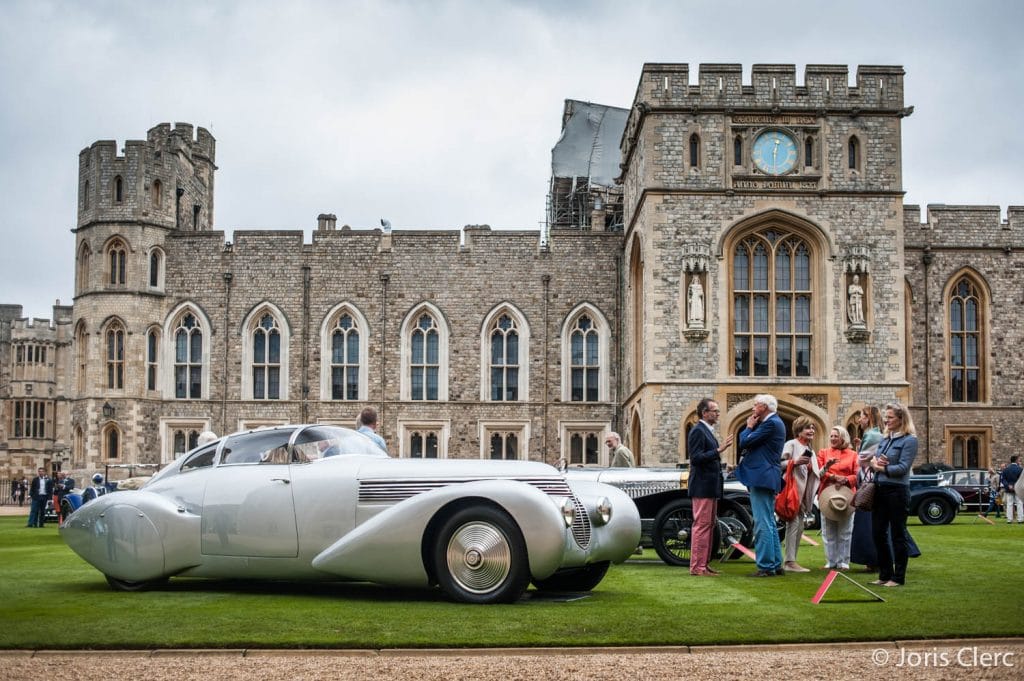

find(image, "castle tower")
[71,124,216,467]
[618,64,911,463]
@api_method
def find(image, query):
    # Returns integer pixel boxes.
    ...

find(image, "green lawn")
[1,514,1020,649]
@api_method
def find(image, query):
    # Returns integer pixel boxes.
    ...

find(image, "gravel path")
[4,640,1023,680]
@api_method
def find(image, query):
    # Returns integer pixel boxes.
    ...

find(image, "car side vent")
[359,476,572,503]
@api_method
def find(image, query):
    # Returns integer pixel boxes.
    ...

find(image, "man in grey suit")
[687,398,733,576]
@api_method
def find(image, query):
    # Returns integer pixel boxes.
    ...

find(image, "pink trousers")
[690,497,718,574]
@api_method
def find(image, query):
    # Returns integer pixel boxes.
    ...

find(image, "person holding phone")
[869,403,919,587]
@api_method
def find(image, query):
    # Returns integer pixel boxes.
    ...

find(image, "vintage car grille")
[358,476,573,503]
[613,481,683,499]
[570,493,591,549]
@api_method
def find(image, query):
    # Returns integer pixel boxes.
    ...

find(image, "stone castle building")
[2,63,1022,481]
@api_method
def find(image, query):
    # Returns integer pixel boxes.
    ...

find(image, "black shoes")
[749,568,785,577]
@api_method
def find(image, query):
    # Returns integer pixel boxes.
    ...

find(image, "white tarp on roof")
[551,100,629,187]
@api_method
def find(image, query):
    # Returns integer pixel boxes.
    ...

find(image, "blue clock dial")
[752,131,798,175]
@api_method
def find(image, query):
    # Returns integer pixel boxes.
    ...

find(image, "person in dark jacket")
[27,468,53,528]
[687,398,733,576]
[1000,455,1023,523]
[736,394,787,577]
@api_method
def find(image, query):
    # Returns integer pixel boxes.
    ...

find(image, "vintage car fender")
[61,490,202,582]
[311,479,568,586]
[563,478,642,561]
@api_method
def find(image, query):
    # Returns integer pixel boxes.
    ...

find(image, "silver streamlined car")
[61,425,640,604]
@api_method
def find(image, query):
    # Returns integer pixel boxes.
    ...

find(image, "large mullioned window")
[174,313,203,399]
[732,228,812,377]
[949,276,985,402]
[331,313,360,400]
[252,313,281,400]
[569,314,600,401]
[489,314,519,401]
[410,313,440,401]
[106,322,125,389]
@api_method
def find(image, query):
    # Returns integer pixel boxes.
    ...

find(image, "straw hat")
[819,485,855,521]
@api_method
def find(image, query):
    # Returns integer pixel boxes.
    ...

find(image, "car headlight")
[560,497,575,527]
[594,496,612,525]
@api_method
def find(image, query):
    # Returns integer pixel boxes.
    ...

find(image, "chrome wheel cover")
[445,521,512,594]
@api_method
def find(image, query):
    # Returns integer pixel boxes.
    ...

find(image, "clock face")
[752,131,798,175]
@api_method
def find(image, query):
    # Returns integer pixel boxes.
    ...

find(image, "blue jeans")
[28,497,47,527]
[749,486,782,570]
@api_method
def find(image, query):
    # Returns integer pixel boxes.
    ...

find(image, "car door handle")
[270,478,290,484]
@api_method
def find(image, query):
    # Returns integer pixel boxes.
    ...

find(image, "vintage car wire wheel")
[717,501,754,558]
[917,496,955,525]
[531,561,610,593]
[652,499,721,567]
[433,506,529,604]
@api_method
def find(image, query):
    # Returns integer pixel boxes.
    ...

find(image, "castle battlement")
[903,204,1024,248]
[632,63,905,112]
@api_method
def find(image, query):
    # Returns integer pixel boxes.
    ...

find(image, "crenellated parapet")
[629,63,904,117]
[903,204,1024,251]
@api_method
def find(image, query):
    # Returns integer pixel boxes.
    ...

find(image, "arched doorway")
[724,402,826,466]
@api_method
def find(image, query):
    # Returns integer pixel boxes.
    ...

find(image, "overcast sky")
[2,0,1021,320]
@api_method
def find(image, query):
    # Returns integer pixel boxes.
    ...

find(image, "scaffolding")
[546,100,628,232]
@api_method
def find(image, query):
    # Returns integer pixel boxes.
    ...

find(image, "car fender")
[564,478,642,562]
[61,490,201,581]
[311,479,567,586]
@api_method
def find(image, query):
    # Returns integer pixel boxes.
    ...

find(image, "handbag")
[853,480,875,511]
[774,460,801,521]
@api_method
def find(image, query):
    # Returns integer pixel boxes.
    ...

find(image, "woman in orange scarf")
[816,426,859,570]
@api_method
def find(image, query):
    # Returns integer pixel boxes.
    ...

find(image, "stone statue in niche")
[847,274,865,326]
[687,275,705,327]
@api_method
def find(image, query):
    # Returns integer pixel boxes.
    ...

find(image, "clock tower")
[617,63,911,463]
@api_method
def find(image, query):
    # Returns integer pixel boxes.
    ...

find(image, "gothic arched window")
[489,314,519,401]
[731,227,814,377]
[570,314,599,401]
[689,133,701,168]
[113,175,124,203]
[949,275,985,402]
[103,423,121,459]
[146,328,159,391]
[848,136,861,171]
[105,321,125,390]
[411,313,440,401]
[331,313,360,400]
[107,239,127,285]
[148,249,163,288]
[174,312,203,399]
[252,313,281,400]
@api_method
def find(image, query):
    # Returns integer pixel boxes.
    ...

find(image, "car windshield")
[291,425,389,462]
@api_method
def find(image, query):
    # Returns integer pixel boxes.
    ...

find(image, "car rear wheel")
[652,499,721,567]
[918,497,955,525]
[531,562,610,593]
[432,505,530,604]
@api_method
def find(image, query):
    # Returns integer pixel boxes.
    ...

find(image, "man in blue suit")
[735,394,787,576]
[687,398,733,576]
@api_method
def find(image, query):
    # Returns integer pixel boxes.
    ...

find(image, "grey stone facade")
[1,63,1022,480]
